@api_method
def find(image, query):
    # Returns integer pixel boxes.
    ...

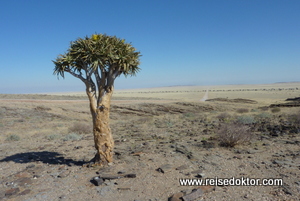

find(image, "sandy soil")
[0,83,300,201]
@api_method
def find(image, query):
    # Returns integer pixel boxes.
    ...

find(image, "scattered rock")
[175,144,194,159]
[273,160,299,167]
[123,174,137,178]
[233,155,242,159]
[117,187,131,191]
[58,170,70,178]
[234,149,248,154]
[169,191,185,201]
[26,164,35,169]
[101,174,136,180]
[247,149,260,154]
[91,177,104,186]
[131,152,146,156]
[157,164,173,173]
[58,194,67,199]
[191,169,203,174]
[13,177,32,186]
[176,165,189,171]
[18,189,31,196]
[182,188,203,201]
[282,185,293,195]
[196,173,205,178]
[5,188,20,197]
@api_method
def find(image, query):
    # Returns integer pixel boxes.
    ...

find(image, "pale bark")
[82,65,117,166]
[87,85,114,165]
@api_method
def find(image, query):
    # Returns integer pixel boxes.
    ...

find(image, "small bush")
[217,113,232,121]
[259,106,269,111]
[183,113,195,118]
[271,107,281,113]
[236,115,256,125]
[236,108,249,114]
[288,111,300,127]
[63,133,82,141]
[217,123,252,147]
[6,134,20,141]
[47,134,61,140]
[256,112,272,119]
[68,123,91,134]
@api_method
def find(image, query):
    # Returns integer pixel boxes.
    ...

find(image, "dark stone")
[233,155,242,159]
[157,164,173,173]
[117,187,131,191]
[124,174,136,178]
[5,188,20,197]
[91,177,104,186]
[175,144,194,159]
[169,191,185,201]
[26,164,35,169]
[282,185,293,195]
[58,170,70,178]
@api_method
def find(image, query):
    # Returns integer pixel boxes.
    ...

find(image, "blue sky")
[0,0,299,94]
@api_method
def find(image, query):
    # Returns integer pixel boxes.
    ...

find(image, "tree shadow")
[0,151,85,166]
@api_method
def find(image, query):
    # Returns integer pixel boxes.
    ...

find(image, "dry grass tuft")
[68,122,91,134]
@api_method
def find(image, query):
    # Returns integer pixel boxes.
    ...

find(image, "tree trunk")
[89,90,114,166]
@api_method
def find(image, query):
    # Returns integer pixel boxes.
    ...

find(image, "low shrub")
[47,134,61,140]
[217,123,252,147]
[271,107,281,113]
[217,113,232,121]
[236,108,249,114]
[6,134,20,141]
[259,106,269,111]
[236,115,256,125]
[256,112,272,120]
[288,111,300,127]
[63,133,82,141]
[183,112,195,118]
[68,122,91,134]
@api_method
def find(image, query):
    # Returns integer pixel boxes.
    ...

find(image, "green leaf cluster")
[53,34,141,79]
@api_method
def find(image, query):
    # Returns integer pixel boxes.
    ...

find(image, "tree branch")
[65,68,86,83]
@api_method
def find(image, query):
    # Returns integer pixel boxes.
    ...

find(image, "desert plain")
[0,82,300,201]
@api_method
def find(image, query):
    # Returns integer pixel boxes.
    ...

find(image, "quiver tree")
[53,34,141,166]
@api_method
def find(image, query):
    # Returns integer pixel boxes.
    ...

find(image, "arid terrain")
[0,83,300,201]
